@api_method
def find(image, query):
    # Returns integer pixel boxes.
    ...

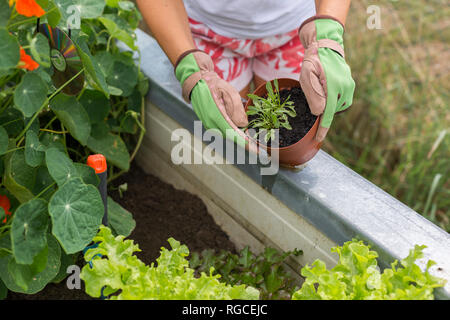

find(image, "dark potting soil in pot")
[248,87,317,148]
[6,163,236,300]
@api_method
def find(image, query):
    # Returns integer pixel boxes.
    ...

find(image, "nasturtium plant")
[0,0,145,297]
[81,226,260,300]
[292,239,446,300]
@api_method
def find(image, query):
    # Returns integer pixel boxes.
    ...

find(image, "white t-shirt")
[183,0,316,39]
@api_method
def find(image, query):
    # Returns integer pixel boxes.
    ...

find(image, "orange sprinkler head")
[87,154,107,174]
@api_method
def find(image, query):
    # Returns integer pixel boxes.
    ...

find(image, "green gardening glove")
[174,50,250,148]
[298,16,356,141]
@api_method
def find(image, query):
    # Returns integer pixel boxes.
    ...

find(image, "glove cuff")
[174,50,218,103]
[299,15,345,34]
[174,48,203,71]
[298,16,345,58]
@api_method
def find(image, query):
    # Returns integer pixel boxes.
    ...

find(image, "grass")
[322,0,449,231]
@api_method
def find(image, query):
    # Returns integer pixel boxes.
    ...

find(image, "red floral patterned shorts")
[189,18,305,91]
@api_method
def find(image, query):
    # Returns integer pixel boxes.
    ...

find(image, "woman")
[137,0,355,144]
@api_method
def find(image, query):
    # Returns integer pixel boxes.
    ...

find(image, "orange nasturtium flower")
[9,0,45,18]
[18,47,40,71]
[0,195,12,224]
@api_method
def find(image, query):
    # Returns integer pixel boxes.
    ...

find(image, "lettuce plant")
[246,79,296,143]
[190,246,302,300]
[80,226,260,300]
[292,239,446,300]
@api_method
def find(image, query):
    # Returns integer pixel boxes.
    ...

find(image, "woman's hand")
[298,16,355,142]
[175,50,250,147]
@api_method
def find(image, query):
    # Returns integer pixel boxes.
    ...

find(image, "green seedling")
[246,79,296,143]
[190,246,303,300]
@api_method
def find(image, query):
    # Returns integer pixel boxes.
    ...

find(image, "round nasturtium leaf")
[10,149,36,189]
[74,163,100,186]
[118,1,135,11]
[99,15,137,51]
[0,234,61,294]
[49,93,91,146]
[32,166,56,201]
[49,177,104,254]
[55,0,106,20]
[0,279,6,300]
[46,0,62,27]
[45,147,79,187]
[107,196,135,237]
[8,245,48,291]
[127,88,142,112]
[87,131,130,171]
[51,249,75,284]
[0,107,24,137]
[3,149,37,203]
[39,132,66,153]
[0,28,20,70]
[106,60,138,97]
[72,34,110,97]
[13,73,48,118]
[29,33,51,68]
[25,130,44,167]
[0,1,11,27]
[11,150,37,191]
[93,51,114,76]
[3,150,35,204]
[79,89,110,124]
[11,199,49,265]
[0,125,8,155]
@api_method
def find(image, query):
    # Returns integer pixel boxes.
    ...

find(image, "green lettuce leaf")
[80,226,259,300]
[292,239,446,300]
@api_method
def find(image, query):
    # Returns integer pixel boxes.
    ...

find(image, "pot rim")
[244,78,320,151]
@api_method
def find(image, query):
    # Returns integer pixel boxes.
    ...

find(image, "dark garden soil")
[248,87,317,148]
[7,163,236,300]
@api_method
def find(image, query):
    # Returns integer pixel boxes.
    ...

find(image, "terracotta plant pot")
[244,78,321,167]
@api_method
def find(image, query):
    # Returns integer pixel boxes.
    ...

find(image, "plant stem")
[0,95,14,115]
[15,68,84,143]
[34,182,56,199]
[109,99,146,184]
[16,136,24,147]
[106,35,113,52]
[39,128,68,134]
[129,97,146,162]
[40,116,58,134]
[2,146,24,155]
[107,169,125,184]
[0,216,12,234]
[0,247,12,254]
[61,123,67,149]
[7,7,57,29]
[77,85,86,100]
[0,118,21,127]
